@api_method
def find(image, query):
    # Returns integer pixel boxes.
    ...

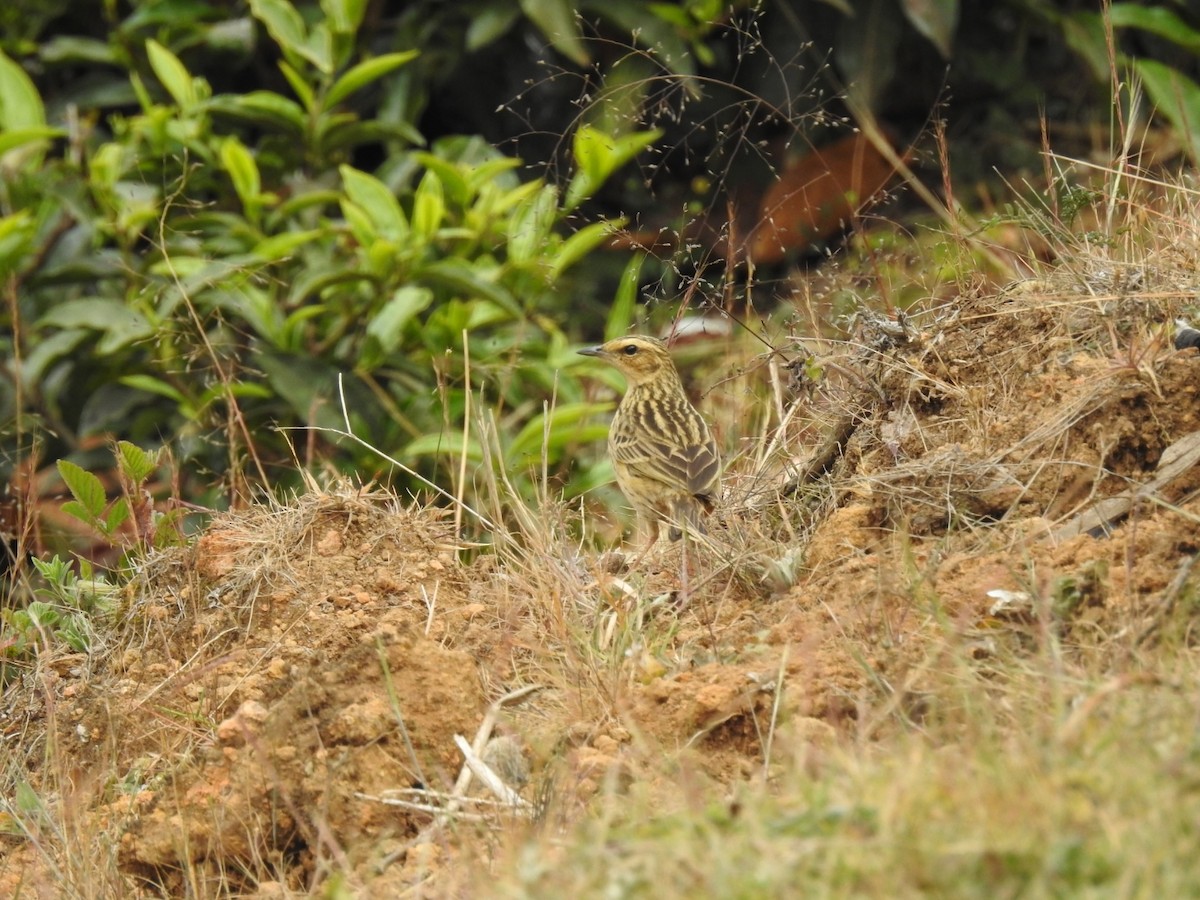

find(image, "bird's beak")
[578,346,604,358]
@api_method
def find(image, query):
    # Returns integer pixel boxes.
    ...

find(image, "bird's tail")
[667,498,708,541]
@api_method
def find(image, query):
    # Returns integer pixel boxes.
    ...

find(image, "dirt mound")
[4,277,1200,895]
[4,494,491,893]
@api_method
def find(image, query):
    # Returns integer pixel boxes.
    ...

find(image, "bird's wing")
[684,434,721,499]
[610,417,720,499]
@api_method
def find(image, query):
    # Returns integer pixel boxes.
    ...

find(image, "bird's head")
[578,336,679,388]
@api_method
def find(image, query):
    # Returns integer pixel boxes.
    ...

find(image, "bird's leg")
[614,511,672,573]
[623,515,660,568]
[677,529,692,610]
[646,516,662,550]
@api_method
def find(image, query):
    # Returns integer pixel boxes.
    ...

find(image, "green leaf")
[551,217,624,278]
[1108,4,1200,52]
[411,170,445,240]
[220,136,262,214]
[325,50,418,108]
[508,401,612,460]
[30,555,71,586]
[273,188,341,220]
[467,5,521,49]
[145,39,198,108]
[463,299,512,330]
[207,91,307,131]
[318,118,426,154]
[508,184,558,264]
[117,441,161,485]
[342,200,377,246]
[421,260,521,316]
[611,128,664,166]
[302,22,335,74]
[0,211,35,278]
[584,53,654,136]
[279,304,330,349]
[25,601,61,630]
[604,2,697,76]
[1060,6,1104,71]
[255,351,345,429]
[58,624,90,654]
[405,431,484,463]
[38,299,155,354]
[39,36,117,66]
[412,154,473,205]
[200,381,274,403]
[103,498,131,535]
[519,0,589,66]
[340,165,408,238]
[0,127,63,157]
[129,70,154,113]
[322,0,368,34]
[466,157,523,193]
[249,0,310,63]
[367,285,434,350]
[278,60,315,110]
[605,251,645,341]
[481,177,544,219]
[252,229,327,261]
[0,49,53,169]
[57,460,108,520]
[209,286,287,345]
[286,268,375,311]
[899,0,959,59]
[0,49,47,130]
[565,125,662,209]
[119,375,187,405]
[20,329,87,385]
[1135,59,1200,161]
[204,18,257,53]
[573,124,613,185]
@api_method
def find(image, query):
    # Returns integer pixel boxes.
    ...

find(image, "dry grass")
[5,155,1200,897]
[478,634,1200,898]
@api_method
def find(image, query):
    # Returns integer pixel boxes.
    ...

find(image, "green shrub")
[1,0,670,521]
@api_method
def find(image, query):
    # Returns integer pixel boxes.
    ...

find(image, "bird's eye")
[622,344,639,356]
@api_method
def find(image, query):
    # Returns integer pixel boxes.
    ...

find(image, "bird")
[578,336,720,544]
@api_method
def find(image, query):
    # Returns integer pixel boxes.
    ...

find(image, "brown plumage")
[579,336,720,542]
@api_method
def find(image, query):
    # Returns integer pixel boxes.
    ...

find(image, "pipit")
[579,336,720,543]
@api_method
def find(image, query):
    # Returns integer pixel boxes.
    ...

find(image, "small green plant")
[1,555,116,679]
[56,441,178,550]
[27,555,118,651]
[0,441,170,681]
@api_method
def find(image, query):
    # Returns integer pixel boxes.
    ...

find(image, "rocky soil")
[3,272,1199,896]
